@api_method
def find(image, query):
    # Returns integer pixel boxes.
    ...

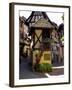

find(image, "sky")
[20,11,64,26]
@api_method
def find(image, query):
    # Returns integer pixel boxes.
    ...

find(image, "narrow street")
[19,56,47,79]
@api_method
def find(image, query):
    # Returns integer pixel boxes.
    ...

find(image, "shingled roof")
[26,11,58,30]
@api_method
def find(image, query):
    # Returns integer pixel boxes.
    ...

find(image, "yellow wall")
[39,51,51,64]
[33,50,52,65]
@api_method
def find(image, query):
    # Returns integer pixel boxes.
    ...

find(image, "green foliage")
[35,63,52,73]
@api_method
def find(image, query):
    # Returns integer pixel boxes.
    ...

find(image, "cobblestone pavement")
[49,68,64,76]
[19,56,64,79]
[19,56,47,79]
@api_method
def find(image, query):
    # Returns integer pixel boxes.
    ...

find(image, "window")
[44,54,51,60]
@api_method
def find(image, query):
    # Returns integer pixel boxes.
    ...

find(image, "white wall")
[0,0,72,90]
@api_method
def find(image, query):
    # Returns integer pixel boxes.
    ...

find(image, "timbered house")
[19,16,31,57]
[26,11,59,65]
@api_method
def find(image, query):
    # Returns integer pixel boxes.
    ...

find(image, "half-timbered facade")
[26,11,59,65]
